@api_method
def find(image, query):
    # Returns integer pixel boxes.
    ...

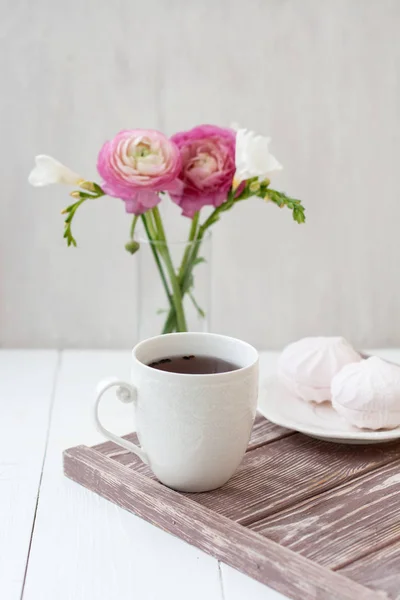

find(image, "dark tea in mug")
[147,354,239,374]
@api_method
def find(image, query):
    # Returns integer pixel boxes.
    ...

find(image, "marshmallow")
[332,356,400,430]
[278,336,361,403]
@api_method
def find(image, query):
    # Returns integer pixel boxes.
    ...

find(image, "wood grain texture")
[247,413,293,450]
[93,427,400,528]
[186,434,400,525]
[0,351,58,600]
[64,445,384,600]
[252,460,400,569]
[341,541,400,600]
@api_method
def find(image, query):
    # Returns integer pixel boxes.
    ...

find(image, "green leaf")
[156,308,168,315]
[187,274,194,290]
[293,206,306,224]
[193,257,206,266]
[188,290,205,319]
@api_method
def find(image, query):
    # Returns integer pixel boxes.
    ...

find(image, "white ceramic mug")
[94,332,258,492]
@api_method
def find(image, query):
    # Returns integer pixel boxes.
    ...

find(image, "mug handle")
[94,377,149,465]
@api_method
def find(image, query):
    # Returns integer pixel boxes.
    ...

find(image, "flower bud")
[125,240,140,255]
[79,180,97,192]
[249,181,260,193]
[69,191,81,198]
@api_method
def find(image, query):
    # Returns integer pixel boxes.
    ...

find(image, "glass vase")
[135,232,211,342]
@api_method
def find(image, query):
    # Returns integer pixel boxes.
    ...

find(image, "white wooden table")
[2,349,397,600]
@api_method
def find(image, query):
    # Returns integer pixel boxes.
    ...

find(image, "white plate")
[258,375,400,444]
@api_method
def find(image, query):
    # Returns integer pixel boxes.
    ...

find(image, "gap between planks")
[241,445,400,529]
[250,457,400,571]
[190,434,400,529]
[92,422,400,552]
[19,351,62,600]
[340,541,400,600]
[217,562,226,600]
[336,531,400,575]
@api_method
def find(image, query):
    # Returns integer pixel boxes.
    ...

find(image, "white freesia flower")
[28,155,83,187]
[234,128,283,187]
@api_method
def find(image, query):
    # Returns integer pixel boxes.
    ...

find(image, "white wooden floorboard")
[221,564,289,600]
[0,350,58,600]
[22,351,223,600]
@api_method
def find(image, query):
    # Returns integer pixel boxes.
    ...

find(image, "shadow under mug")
[94,332,259,492]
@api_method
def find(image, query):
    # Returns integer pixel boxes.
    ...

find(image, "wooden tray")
[63,414,400,600]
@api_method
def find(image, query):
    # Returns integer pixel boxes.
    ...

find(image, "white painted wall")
[1,0,400,349]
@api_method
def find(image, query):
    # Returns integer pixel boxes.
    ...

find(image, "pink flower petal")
[97,130,182,207]
[170,124,235,218]
[124,190,161,214]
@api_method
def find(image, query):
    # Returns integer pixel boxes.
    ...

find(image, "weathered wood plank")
[68,411,400,598]
[92,433,138,459]
[341,541,400,600]
[251,460,400,569]
[247,413,293,450]
[188,435,400,525]
[64,445,383,600]
[94,432,400,526]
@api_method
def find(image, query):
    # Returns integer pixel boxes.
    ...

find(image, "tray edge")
[63,445,384,600]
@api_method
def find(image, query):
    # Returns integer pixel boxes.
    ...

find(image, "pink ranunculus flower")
[97,129,183,214]
[170,125,236,218]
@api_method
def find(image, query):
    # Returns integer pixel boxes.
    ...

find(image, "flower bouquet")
[29,125,305,335]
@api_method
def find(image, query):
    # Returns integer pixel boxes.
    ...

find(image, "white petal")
[234,128,283,183]
[28,155,82,187]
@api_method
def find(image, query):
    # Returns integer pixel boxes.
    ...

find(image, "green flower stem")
[130,214,139,239]
[162,205,221,333]
[62,185,105,247]
[141,213,173,309]
[151,207,187,332]
[62,197,87,247]
[161,212,203,333]
[161,176,306,334]
[178,212,199,278]
[170,200,230,318]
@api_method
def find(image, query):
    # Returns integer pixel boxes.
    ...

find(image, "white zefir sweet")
[331,356,400,430]
[278,336,361,403]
